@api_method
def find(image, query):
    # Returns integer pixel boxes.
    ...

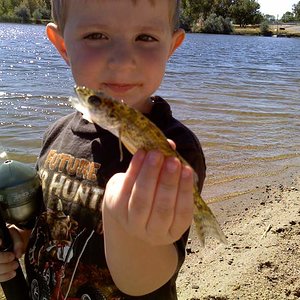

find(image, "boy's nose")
[108,42,136,71]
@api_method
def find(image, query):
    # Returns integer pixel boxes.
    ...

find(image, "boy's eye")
[136,34,158,42]
[84,33,107,40]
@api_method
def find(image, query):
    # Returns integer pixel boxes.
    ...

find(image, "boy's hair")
[51,0,181,35]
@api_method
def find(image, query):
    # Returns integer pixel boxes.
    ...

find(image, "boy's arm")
[102,149,194,296]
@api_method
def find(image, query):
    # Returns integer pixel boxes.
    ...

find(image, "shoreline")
[1,21,300,38]
[232,24,300,38]
[177,167,300,300]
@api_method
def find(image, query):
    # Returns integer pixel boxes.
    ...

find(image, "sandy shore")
[177,170,300,300]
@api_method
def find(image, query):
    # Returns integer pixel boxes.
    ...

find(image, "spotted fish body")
[71,86,226,246]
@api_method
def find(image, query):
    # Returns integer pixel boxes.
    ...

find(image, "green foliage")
[230,0,261,27]
[180,0,210,31]
[263,14,276,22]
[32,7,41,20]
[0,0,51,22]
[293,1,300,21]
[202,13,233,34]
[279,1,300,22]
[260,20,272,36]
[281,11,295,23]
[213,0,234,18]
[15,0,30,22]
[180,0,262,32]
[182,0,213,21]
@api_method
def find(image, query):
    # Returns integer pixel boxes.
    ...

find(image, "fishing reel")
[0,159,41,300]
[0,159,41,226]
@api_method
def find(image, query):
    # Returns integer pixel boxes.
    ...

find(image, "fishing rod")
[0,211,30,300]
[0,150,41,300]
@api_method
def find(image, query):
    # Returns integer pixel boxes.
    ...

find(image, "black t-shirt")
[25,96,206,299]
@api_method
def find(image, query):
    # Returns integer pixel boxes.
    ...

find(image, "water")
[0,23,299,203]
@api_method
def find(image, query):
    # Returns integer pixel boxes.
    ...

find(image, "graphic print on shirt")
[26,149,125,300]
[41,149,104,231]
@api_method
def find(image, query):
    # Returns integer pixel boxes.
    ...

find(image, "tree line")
[181,0,300,33]
[0,0,51,23]
[1,0,300,33]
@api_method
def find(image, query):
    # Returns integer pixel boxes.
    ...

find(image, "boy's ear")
[46,23,70,65]
[168,28,185,58]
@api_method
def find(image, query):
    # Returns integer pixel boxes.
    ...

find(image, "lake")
[0,23,299,203]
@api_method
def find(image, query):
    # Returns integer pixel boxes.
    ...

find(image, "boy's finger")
[147,157,181,235]
[9,227,24,258]
[123,149,146,199]
[103,149,146,225]
[170,165,194,239]
[0,269,17,282]
[128,151,163,230]
[0,252,15,264]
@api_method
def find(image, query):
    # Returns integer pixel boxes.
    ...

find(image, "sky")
[258,0,297,17]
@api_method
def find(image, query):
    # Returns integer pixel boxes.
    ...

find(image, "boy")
[0,1,206,299]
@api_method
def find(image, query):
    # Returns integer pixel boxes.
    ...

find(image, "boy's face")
[47,0,184,113]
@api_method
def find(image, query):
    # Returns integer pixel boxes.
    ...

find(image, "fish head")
[71,86,125,131]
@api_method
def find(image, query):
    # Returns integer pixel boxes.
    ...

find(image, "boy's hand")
[0,226,26,282]
[102,148,194,246]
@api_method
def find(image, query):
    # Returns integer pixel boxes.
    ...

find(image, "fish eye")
[88,95,101,105]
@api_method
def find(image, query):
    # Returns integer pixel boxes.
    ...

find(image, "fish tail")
[193,191,227,246]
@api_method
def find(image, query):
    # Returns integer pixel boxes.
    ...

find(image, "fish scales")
[71,86,226,246]
[118,105,176,156]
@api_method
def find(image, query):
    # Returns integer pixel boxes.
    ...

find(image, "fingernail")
[182,165,192,179]
[166,157,179,173]
[147,151,162,166]
[135,149,146,161]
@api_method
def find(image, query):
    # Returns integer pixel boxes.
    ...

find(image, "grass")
[233,24,300,37]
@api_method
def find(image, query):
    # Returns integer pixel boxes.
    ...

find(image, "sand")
[177,172,300,300]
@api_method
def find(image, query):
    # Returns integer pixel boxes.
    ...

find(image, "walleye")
[71,86,226,246]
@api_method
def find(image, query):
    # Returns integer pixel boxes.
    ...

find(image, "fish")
[70,86,227,246]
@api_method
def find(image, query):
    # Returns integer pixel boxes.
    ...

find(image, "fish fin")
[118,127,124,162]
[118,128,138,156]
[121,139,138,156]
[193,191,227,247]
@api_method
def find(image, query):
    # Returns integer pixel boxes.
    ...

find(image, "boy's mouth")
[104,83,140,94]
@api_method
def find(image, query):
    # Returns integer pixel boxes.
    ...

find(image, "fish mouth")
[69,96,89,115]
[70,87,94,122]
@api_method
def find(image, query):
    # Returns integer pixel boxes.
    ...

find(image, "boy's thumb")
[9,227,24,259]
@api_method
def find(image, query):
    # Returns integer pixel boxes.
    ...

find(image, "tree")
[44,0,51,12]
[32,7,41,20]
[263,14,276,22]
[281,11,295,23]
[202,13,233,33]
[260,20,272,36]
[14,0,30,22]
[181,0,214,26]
[293,1,300,21]
[0,0,51,22]
[230,0,261,27]
[32,0,50,20]
[0,0,14,15]
[213,0,234,18]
